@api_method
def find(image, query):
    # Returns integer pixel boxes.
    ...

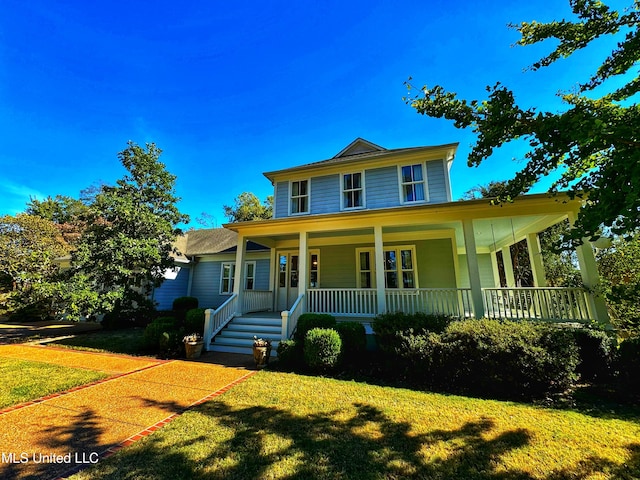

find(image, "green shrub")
[304,328,342,372]
[172,296,199,311]
[373,312,452,353]
[335,322,366,363]
[185,308,206,336]
[569,326,616,383]
[276,339,303,369]
[144,316,179,348]
[617,337,640,394]
[159,329,185,359]
[294,313,336,342]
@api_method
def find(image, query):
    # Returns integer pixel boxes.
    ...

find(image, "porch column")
[526,232,547,287]
[298,231,308,298]
[374,226,386,314]
[501,245,516,287]
[568,213,610,323]
[233,233,246,313]
[490,251,501,287]
[269,247,277,312]
[462,219,485,318]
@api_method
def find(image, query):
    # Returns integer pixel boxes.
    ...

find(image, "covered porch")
[208,195,608,342]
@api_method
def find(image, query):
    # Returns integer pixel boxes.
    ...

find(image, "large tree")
[223,192,273,222]
[407,0,639,245]
[72,142,189,320]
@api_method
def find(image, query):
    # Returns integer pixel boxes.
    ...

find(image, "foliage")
[0,214,69,319]
[372,311,452,353]
[143,316,180,348]
[223,192,273,222]
[71,142,189,320]
[334,322,366,362]
[304,328,342,372]
[25,194,90,246]
[293,313,337,342]
[617,337,640,395]
[406,0,640,244]
[539,221,582,287]
[569,325,616,383]
[184,308,206,336]
[596,232,640,333]
[276,339,303,369]
[460,180,508,201]
[172,296,199,312]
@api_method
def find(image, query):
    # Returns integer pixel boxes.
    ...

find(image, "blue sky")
[0,1,625,228]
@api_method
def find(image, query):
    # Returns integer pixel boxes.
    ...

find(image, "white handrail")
[243,290,272,313]
[307,288,377,317]
[385,288,472,317]
[281,293,305,340]
[482,287,591,321]
[203,293,238,350]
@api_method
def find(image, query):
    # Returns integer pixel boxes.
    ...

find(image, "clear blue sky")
[0,1,625,228]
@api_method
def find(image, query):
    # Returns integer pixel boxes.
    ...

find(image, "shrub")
[373,312,452,353]
[159,329,185,359]
[617,337,640,394]
[335,322,366,363]
[144,316,179,348]
[304,328,342,372]
[294,313,336,342]
[569,325,616,383]
[172,296,199,312]
[277,339,303,370]
[185,308,206,336]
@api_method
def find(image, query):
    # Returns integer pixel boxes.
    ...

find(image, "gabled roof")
[174,228,269,258]
[263,138,458,183]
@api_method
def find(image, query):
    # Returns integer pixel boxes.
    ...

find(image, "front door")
[277,252,299,311]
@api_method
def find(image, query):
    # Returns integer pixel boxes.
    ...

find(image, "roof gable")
[333,138,386,158]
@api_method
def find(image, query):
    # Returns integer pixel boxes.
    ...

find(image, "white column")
[233,233,246,313]
[501,245,516,287]
[526,232,547,287]
[374,226,386,315]
[462,219,485,319]
[298,231,308,298]
[269,246,277,311]
[490,251,501,287]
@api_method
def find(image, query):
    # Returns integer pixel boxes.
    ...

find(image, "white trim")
[340,170,366,211]
[244,260,257,290]
[443,158,453,201]
[220,262,235,295]
[289,179,311,216]
[356,244,418,289]
[220,260,257,295]
[397,163,429,205]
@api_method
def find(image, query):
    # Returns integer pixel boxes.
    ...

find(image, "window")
[400,164,426,203]
[220,261,256,294]
[356,246,417,289]
[290,180,309,214]
[310,253,319,287]
[342,172,364,209]
[245,261,256,290]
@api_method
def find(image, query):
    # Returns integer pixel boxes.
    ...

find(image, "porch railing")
[482,287,590,322]
[385,288,472,318]
[307,288,377,317]
[243,290,272,313]
[281,293,305,339]
[203,293,238,350]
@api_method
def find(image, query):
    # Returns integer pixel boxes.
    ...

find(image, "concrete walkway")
[0,344,256,480]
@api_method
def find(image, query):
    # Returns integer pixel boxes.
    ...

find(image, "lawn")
[0,358,108,409]
[72,370,640,480]
[47,328,150,355]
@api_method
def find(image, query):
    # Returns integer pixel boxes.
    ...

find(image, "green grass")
[47,328,150,355]
[72,370,640,480]
[0,358,108,408]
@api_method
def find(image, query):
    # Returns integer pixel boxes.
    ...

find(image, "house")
[157,138,609,355]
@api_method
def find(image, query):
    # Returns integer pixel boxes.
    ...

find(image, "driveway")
[0,344,255,479]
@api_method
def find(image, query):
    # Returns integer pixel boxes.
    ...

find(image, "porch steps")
[208,314,281,356]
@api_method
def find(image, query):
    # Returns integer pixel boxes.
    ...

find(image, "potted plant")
[253,336,272,369]
[183,333,204,359]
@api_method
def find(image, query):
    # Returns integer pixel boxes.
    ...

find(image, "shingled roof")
[175,228,269,258]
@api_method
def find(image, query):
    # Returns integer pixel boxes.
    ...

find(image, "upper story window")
[342,172,364,209]
[290,180,309,214]
[400,164,426,203]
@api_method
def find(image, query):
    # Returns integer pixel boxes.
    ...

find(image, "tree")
[406,0,640,245]
[72,142,189,321]
[0,214,69,318]
[461,180,508,201]
[26,194,90,246]
[223,192,273,222]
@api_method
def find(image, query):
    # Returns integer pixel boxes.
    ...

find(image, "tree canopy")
[406,0,640,245]
[223,192,273,222]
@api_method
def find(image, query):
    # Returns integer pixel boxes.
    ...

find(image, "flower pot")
[253,344,272,369]
[185,341,204,359]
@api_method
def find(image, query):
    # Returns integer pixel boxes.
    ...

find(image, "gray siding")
[413,239,457,288]
[152,266,190,310]
[365,166,398,209]
[310,174,340,214]
[426,160,448,203]
[274,181,289,218]
[458,254,496,288]
[254,258,271,290]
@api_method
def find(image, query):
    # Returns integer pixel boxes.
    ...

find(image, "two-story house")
[156,138,608,355]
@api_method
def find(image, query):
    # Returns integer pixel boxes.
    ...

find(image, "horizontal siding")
[254,258,271,290]
[413,239,456,288]
[152,266,190,310]
[310,174,340,215]
[426,160,447,203]
[274,181,289,218]
[365,166,399,209]
[318,244,370,288]
[457,254,496,288]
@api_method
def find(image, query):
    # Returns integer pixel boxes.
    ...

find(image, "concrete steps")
[209,314,281,356]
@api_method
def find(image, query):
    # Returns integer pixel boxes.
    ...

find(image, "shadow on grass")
[48,328,152,356]
[71,399,640,480]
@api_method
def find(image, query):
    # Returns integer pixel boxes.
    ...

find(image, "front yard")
[71,370,640,480]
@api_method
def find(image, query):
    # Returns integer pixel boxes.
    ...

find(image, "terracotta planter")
[253,344,272,369]
[185,341,204,359]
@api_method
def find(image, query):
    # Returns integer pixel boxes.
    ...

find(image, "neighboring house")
[158,138,609,354]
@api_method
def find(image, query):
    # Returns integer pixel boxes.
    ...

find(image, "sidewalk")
[0,345,255,480]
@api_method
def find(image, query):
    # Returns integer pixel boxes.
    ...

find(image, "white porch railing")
[482,287,591,321]
[243,290,272,313]
[281,293,305,340]
[203,293,238,350]
[307,288,377,317]
[385,288,472,318]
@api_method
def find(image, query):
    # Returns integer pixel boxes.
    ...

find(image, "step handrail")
[203,293,238,350]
